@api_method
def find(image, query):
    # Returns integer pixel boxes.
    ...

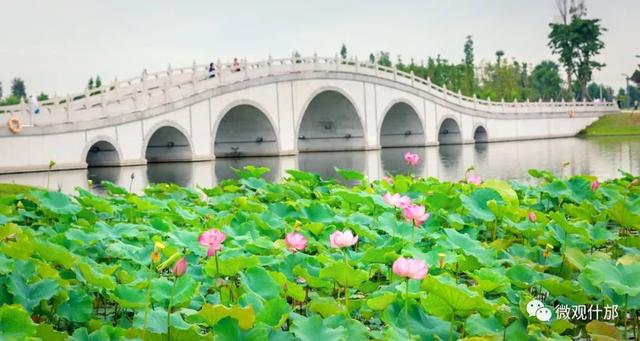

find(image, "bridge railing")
[0,54,616,128]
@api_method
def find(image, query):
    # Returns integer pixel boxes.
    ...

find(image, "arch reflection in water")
[146,162,194,187]
[298,151,366,179]
[380,148,425,176]
[214,156,281,182]
[437,144,464,182]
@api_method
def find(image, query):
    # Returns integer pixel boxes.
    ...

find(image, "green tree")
[10,78,26,98]
[95,75,102,88]
[88,77,94,90]
[529,60,562,100]
[462,35,475,95]
[548,23,575,95]
[37,92,49,101]
[340,44,348,60]
[495,50,504,66]
[571,18,606,100]
[0,81,3,98]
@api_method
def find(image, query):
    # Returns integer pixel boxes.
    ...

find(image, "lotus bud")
[294,220,302,232]
[151,251,160,263]
[528,211,537,223]
[438,253,446,268]
[130,172,136,180]
[48,160,56,169]
[87,179,93,187]
[172,257,187,277]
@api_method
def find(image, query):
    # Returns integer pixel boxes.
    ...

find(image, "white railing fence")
[0,53,617,128]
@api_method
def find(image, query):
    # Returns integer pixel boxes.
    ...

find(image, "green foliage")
[549,16,606,100]
[0,166,638,339]
[339,43,347,60]
[10,78,25,99]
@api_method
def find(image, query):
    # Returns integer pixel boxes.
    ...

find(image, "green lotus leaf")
[309,296,344,317]
[7,262,59,312]
[186,303,255,329]
[240,267,280,300]
[583,259,640,296]
[421,275,497,318]
[366,291,397,310]
[0,304,36,340]
[150,276,198,308]
[35,323,68,341]
[319,261,369,288]
[256,297,290,327]
[57,287,93,322]
[113,284,148,309]
[481,179,519,207]
[76,262,116,290]
[465,314,504,337]
[291,314,346,341]
[32,190,81,215]
[460,188,503,221]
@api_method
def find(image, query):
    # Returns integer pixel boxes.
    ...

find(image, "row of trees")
[0,74,104,106]
[343,40,585,102]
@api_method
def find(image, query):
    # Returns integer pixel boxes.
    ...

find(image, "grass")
[582,111,640,136]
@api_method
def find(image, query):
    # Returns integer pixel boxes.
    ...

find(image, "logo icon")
[527,299,552,322]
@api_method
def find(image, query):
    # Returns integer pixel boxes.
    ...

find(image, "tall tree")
[340,44,348,60]
[548,23,575,96]
[529,61,562,101]
[495,50,504,66]
[572,18,606,100]
[462,35,475,94]
[10,78,26,98]
[0,81,3,99]
[95,75,102,88]
[88,77,94,90]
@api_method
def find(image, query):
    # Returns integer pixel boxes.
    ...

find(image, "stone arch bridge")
[0,54,616,173]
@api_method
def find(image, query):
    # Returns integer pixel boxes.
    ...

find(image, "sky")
[1,0,639,97]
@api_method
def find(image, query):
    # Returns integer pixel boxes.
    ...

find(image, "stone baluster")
[410,71,415,86]
[393,65,397,81]
[113,78,119,102]
[373,55,378,76]
[313,52,318,70]
[443,84,447,100]
[217,58,222,84]
[141,69,148,94]
[291,51,297,71]
[65,94,71,122]
[458,90,462,104]
[268,54,273,75]
[473,94,478,109]
[354,56,359,73]
[243,58,248,78]
[192,60,197,87]
[335,53,340,71]
[166,64,173,87]
[426,76,431,88]
[501,98,505,113]
[84,87,91,108]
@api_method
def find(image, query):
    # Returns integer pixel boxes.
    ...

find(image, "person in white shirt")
[208,62,217,79]
[29,95,40,114]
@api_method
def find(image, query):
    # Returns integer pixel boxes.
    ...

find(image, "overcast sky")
[1,0,638,97]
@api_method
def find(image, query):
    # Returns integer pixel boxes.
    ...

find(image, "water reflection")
[1,136,639,193]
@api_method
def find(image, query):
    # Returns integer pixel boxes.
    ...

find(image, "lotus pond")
[0,166,639,340]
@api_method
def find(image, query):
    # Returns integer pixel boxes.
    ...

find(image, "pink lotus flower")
[466,174,482,186]
[285,232,308,252]
[330,230,358,248]
[591,180,600,191]
[404,152,420,167]
[383,193,412,209]
[172,257,187,277]
[403,204,430,227]
[528,211,537,223]
[392,257,428,280]
[199,228,226,257]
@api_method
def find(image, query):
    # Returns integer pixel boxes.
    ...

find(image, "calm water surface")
[2,136,639,193]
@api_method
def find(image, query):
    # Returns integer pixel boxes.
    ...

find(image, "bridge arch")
[437,116,462,145]
[473,124,489,143]
[82,136,122,167]
[297,87,365,152]
[213,101,279,157]
[142,121,194,162]
[379,99,425,147]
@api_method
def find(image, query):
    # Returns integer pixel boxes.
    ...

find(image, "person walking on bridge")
[232,58,241,72]
[208,62,217,79]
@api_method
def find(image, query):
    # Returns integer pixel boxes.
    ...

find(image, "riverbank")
[581,111,640,136]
